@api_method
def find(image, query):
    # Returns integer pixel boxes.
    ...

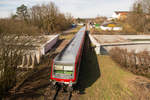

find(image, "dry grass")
[60,26,82,40]
[80,55,133,100]
[0,19,41,35]
[91,28,124,35]
[69,26,83,34]
[60,33,75,40]
[121,23,137,34]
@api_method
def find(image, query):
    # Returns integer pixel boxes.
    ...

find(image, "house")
[112,11,130,20]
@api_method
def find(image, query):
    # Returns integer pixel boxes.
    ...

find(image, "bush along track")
[109,47,150,78]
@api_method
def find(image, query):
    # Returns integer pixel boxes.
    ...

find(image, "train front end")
[50,61,76,91]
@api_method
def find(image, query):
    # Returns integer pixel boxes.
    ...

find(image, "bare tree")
[28,2,73,34]
[141,0,150,13]
[127,0,150,33]
[9,2,72,35]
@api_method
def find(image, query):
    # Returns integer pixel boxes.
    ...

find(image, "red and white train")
[50,27,87,91]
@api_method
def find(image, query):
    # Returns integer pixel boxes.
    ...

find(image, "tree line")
[0,2,73,35]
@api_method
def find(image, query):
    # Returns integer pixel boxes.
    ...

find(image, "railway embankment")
[4,26,80,100]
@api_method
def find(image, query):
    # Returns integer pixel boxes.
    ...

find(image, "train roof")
[54,27,86,65]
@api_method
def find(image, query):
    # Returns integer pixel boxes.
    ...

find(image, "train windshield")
[54,65,73,75]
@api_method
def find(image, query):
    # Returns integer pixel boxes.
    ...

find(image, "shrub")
[0,19,41,35]
[110,47,150,77]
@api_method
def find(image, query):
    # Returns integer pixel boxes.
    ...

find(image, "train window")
[64,66,73,71]
[54,65,73,75]
[54,65,63,70]
[54,65,64,74]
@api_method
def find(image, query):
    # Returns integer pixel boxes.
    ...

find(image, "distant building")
[100,21,122,31]
[112,11,130,20]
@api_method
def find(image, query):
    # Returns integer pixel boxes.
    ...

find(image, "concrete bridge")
[101,42,150,46]
[89,34,150,54]
[17,35,59,69]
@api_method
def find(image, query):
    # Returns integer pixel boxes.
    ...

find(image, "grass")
[60,34,75,40]
[79,37,134,100]
[80,55,134,100]
[69,26,82,34]
[91,28,121,35]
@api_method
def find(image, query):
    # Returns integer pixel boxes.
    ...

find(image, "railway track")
[44,84,73,100]
[53,87,72,100]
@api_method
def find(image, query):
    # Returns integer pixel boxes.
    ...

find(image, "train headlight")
[64,66,73,71]
[69,81,73,87]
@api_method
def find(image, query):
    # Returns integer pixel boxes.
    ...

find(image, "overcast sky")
[0,0,135,18]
